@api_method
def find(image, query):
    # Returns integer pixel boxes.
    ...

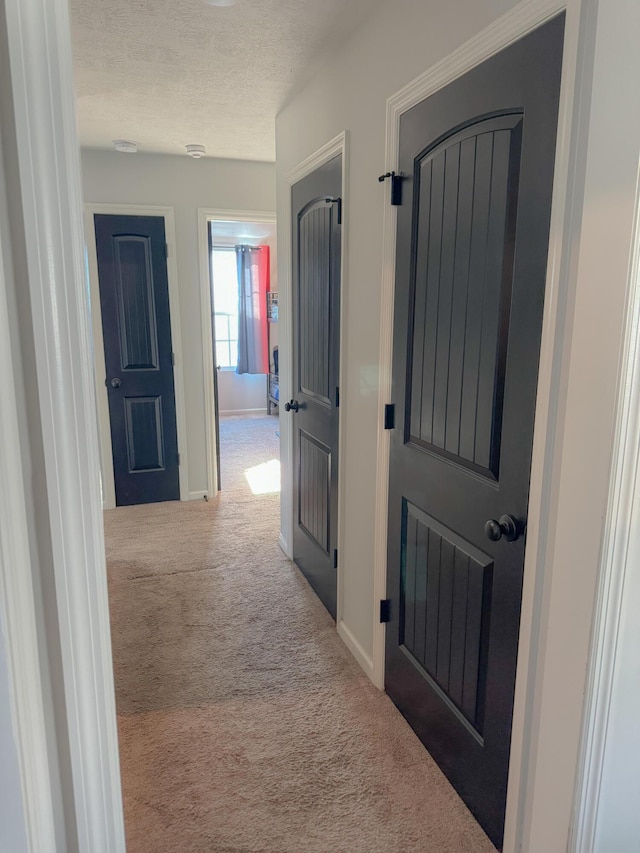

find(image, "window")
[211,248,238,368]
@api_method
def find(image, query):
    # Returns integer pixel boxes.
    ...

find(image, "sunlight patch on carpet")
[244,459,281,494]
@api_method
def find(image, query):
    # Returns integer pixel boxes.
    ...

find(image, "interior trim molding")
[3,0,126,848]
[388,0,565,121]
[219,408,268,416]
[281,131,349,626]
[0,153,58,852]
[372,1,592,851]
[284,132,348,186]
[570,152,640,853]
[84,202,190,508]
[278,532,292,560]
[337,621,375,683]
[197,207,277,500]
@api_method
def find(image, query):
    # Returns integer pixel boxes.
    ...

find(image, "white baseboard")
[278,532,292,558]
[219,407,268,416]
[338,620,376,685]
[189,490,209,501]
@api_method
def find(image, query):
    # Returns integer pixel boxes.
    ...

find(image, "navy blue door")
[95,214,180,506]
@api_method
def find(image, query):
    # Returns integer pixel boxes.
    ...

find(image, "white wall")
[81,150,276,494]
[275,0,518,672]
[218,371,267,413]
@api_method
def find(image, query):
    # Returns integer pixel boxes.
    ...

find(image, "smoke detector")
[186,144,206,159]
[112,139,137,153]
[204,0,237,6]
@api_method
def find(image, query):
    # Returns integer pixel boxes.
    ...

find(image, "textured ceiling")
[70,0,378,162]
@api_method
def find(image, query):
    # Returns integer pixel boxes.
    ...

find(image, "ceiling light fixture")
[186,144,206,159]
[204,0,237,6]
[112,139,137,153]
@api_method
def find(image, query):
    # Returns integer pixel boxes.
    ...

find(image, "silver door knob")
[110,377,121,388]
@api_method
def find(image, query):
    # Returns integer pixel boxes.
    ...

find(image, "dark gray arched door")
[290,156,342,619]
[385,16,564,848]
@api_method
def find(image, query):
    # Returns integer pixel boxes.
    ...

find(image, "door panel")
[409,116,521,479]
[95,214,180,506]
[299,431,331,553]
[124,396,165,471]
[299,204,332,404]
[113,235,160,369]
[291,155,341,619]
[386,17,564,848]
[401,501,493,736]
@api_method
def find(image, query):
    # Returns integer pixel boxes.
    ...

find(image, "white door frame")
[85,203,189,508]
[0,135,58,850]
[571,161,640,851]
[197,208,277,498]
[279,133,358,660]
[3,0,125,848]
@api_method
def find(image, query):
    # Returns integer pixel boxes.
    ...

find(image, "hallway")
[104,416,495,852]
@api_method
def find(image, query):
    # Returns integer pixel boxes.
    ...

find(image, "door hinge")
[333,549,338,569]
[378,171,405,206]
[384,403,395,430]
[326,196,342,225]
[171,351,176,366]
[177,452,181,466]
[165,242,169,259]
[335,386,340,408]
[380,599,391,623]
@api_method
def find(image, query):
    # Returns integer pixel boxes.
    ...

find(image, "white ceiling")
[70,0,378,162]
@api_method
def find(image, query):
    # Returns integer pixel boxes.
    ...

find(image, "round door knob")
[110,377,122,388]
[284,399,299,413]
[484,514,521,542]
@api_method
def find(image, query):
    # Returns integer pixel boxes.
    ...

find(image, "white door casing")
[3,0,126,848]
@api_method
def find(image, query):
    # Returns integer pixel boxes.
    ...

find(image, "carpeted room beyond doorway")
[104,415,495,852]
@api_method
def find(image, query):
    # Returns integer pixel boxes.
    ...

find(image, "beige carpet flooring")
[104,415,495,852]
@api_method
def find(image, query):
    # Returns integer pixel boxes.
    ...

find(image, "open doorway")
[203,215,279,495]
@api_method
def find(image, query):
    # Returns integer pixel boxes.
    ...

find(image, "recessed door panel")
[408,117,522,480]
[124,396,165,472]
[298,431,331,553]
[402,501,492,735]
[113,236,159,371]
[298,205,332,405]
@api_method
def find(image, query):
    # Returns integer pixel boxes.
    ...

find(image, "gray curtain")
[236,245,268,374]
